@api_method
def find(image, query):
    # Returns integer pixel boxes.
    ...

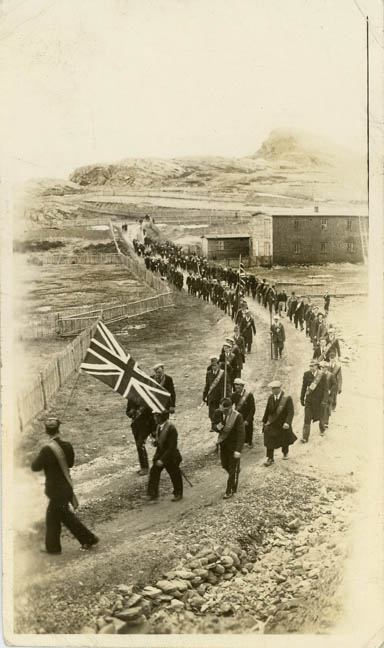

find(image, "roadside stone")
[156,580,178,594]
[115,606,142,622]
[174,570,195,580]
[80,626,96,634]
[125,593,142,608]
[188,559,201,570]
[193,568,209,579]
[169,599,185,610]
[142,586,162,599]
[159,594,173,602]
[214,564,225,575]
[125,615,146,627]
[117,585,133,595]
[219,602,233,616]
[222,572,234,580]
[191,576,202,587]
[221,556,234,567]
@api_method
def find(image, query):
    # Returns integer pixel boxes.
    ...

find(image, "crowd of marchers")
[29,231,343,556]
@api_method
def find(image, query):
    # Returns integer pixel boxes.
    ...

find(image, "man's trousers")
[302,403,326,441]
[132,427,150,469]
[147,461,183,499]
[220,445,240,495]
[46,497,97,553]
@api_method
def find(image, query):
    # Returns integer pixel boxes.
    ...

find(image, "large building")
[271,207,368,265]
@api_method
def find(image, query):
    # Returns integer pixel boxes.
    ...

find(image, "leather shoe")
[263,459,274,467]
[223,491,234,499]
[137,468,149,476]
[171,495,183,502]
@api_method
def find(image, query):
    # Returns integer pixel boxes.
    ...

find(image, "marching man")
[270,314,286,359]
[231,378,256,448]
[261,381,296,466]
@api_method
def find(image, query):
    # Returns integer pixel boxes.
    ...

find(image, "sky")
[0,0,382,181]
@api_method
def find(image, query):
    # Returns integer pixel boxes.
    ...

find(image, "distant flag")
[239,256,246,291]
[80,321,170,413]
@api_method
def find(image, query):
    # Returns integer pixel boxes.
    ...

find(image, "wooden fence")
[28,253,121,265]
[57,292,174,336]
[17,324,97,429]
[110,221,169,294]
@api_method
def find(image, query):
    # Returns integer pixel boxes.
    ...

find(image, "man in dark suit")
[152,363,176,413]
[270,314,286,359]
[211,398,245,499]
[126,403,156,476]
[145,411,183,502]
[328,350,343,410]
[300,359,328,442]
[203,356,230,422]
[219,340,241,382]
[261,380,296,465]
[31,417,99,554]
[240,310,256,353]
[294,296,305,331]
[231,378,256,448]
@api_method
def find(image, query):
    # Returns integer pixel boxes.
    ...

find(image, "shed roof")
[202,234,251,240]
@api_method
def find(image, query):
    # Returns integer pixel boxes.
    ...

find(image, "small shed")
[201,234,251,261]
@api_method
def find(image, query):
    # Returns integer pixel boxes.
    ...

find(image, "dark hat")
[220,397,232,408]
[45,417,61,431]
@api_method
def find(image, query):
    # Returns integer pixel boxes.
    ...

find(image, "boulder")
[174,569,195,580]
[142,586,162,599]
[169,599,185,610]
[156,580,178,594]
[125,593,142,608]
[115,606,142,621]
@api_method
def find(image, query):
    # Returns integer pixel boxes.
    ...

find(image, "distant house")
[271,207,368,265]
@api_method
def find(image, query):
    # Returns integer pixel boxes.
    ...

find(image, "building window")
[264,242,270,256]
[347,241,354,252]
[294,242,300,254]
[321,219,328,230]
[320,242,327,253]
[347,219,352,230]
[218,240,225,251]
[264,220,270,238]
[294,219,299,230]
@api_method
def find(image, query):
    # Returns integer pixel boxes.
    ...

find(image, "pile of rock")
[92,543,249,634]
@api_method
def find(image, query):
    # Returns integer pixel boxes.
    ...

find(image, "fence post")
[39,372,47,409]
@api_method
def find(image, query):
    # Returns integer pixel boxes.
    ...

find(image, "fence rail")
[17,324,97,429]
[28,253,121,265]
[57,292,174,336]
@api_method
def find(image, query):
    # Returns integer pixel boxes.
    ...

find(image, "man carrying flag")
[81,321,172,474]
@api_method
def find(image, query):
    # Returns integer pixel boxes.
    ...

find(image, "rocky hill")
[69,129,366,203]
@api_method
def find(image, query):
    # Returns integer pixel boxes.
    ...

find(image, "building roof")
[202,234,251,240]
[270,207,368,218]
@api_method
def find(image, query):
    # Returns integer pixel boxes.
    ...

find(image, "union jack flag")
[80,321,170,412]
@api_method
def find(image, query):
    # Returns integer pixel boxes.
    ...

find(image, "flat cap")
[153,362,164,370]
[45,417,61,429]
[210,355,219,361]
[233,378,245,386]
[268,380,282,388]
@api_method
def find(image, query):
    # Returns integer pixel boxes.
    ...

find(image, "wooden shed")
[201,234,251,261]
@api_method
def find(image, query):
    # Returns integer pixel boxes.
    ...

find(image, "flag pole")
[61,371,82,418]
[269,307,273,360]
[223,352,227,397]
[237,254,241,314]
